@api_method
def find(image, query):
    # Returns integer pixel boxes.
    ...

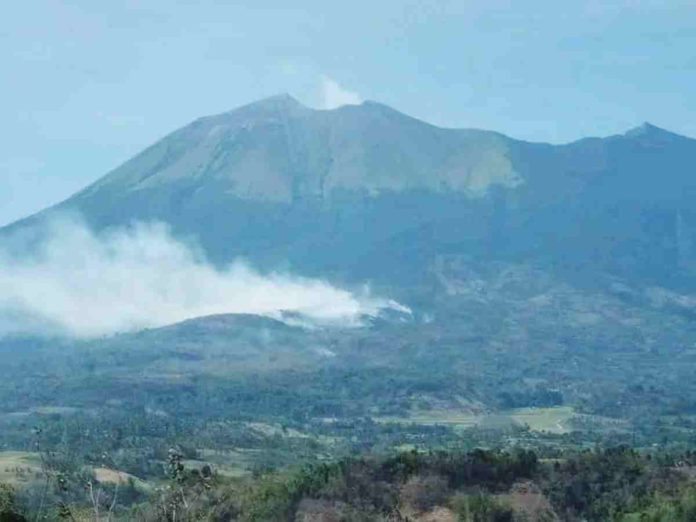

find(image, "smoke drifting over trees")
[0,215,402,337]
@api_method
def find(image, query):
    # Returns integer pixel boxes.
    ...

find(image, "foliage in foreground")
[5,446,696,521]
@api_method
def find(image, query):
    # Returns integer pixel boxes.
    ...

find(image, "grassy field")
[375,410,481,428]
[93,467,151,491]
[375,406,576,434]
[0,451,42,486]
[197,448,258,478]
[508,406,575,434]
[246,421,310,439]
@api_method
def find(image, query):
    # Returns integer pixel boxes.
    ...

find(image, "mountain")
[6,95,696,285]
[5,96,696,504]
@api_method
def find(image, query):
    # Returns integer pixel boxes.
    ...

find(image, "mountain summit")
[6,98,696,283]
[76,94,519,208]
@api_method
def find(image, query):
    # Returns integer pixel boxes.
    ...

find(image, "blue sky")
[2,0,695,226]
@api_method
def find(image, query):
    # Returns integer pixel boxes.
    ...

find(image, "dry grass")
[93,467,150,491]
[0,451,42,486]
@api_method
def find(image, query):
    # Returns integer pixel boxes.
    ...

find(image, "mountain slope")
[6,95,696,284]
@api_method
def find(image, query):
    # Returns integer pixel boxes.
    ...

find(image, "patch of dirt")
[417,506,458,522]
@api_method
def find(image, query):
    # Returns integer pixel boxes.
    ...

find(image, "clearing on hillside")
[0,451,42,486]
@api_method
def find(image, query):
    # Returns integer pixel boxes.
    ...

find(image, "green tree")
[0,484,26,522]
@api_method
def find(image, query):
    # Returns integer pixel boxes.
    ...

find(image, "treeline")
[3,447,696,521]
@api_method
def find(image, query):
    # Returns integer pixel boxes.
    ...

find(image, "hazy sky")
[2,0,696,226]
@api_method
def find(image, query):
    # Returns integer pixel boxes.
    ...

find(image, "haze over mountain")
[5,95,696,290]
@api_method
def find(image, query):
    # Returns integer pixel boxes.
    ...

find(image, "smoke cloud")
[319,76,363,109]
[0,215,407,338]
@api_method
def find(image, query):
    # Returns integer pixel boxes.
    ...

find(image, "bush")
[450,492,514,522]
[0,484,26,522]
[399,474,449,512]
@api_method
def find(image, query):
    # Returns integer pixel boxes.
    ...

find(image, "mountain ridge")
[4,96,696,286]
[7,96,693,223]
[199,94,692,142]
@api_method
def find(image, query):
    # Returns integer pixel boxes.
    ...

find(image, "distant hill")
[5,95,696,285]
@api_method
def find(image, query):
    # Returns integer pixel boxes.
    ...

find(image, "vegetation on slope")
[3,447,696,521]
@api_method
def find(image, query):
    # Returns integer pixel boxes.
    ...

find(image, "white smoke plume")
[319,76,363,109]
[0,215,407,338]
